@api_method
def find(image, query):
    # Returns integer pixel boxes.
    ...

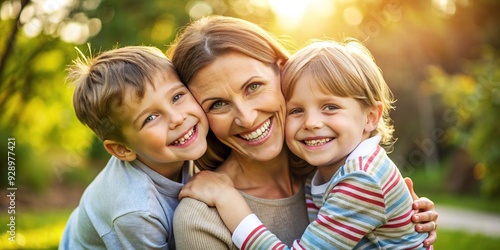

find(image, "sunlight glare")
[41,0,73,14]
[343,6,363,26]
[268,0,309,29]
[432,0,456,15]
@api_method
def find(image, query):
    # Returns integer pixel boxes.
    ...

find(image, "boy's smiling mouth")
[170,126,196,146]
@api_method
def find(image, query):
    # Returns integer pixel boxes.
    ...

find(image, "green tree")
[426,47,500,197]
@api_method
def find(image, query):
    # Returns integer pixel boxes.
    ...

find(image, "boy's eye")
[143,115,158,125]
[173,93,183,103]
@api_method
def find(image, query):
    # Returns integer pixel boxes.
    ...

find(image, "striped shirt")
[232,136,428,249]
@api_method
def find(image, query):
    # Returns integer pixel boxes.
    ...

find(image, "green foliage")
[434,229,500,249]
[426,47,500,197]
[0,209,71,249]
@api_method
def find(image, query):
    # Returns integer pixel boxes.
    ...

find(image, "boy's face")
[284,75,374,170]
[118,71,209,172]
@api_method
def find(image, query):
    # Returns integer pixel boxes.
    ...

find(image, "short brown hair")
[68,46,175,142]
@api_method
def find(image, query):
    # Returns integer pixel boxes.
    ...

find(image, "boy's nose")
[169,111,187,130]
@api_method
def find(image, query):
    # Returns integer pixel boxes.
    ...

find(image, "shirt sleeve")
[233,171,387,250]
[173,198,238,250]
[113,211,169,249]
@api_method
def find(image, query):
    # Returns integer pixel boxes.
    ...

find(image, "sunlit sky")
[0,0,460,44]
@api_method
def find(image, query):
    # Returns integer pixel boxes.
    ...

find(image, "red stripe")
[383,210,413,228]
[335,182,384,200]
[241,224,265,250]
[331,188,385,207]
[271,242,286,250]
[382,218,412,228]
[363,146,381,171]
[317,214,362,242]
[389,209,413,221]
[382,168,399,195]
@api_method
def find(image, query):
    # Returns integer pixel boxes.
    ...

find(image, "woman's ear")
[365,102,383,133]
[103,140,137,162]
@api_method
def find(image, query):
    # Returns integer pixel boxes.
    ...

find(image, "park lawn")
[1,209,500,249]
[0,209,71,250]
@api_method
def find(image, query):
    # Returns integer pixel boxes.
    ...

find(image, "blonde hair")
[168,16,315,174]
[68,46,176,142]
[282,38,396,148]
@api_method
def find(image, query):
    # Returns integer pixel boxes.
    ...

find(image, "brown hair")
[167,16,298,171]
[68,46,175,142]
[282,38,396,149]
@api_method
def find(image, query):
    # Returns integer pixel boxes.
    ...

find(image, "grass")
[0,209,72,250]
[406,165,500,214]
[434,229,500,249]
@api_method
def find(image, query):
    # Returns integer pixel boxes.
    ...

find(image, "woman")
[168,15,438,249]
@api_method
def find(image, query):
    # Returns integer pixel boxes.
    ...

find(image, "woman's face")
[188,52,286,162]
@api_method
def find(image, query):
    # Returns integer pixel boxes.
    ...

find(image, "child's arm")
[178,170,253,232]
[234,172,428,250]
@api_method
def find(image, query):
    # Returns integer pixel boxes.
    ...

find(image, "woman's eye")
[173,93,183,103]
[144,115,158,125]
[247,83,260,92]
[210,101,227,110]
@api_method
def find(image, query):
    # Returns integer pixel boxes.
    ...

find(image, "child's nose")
[303,112,322,130]
[169,111,187,130]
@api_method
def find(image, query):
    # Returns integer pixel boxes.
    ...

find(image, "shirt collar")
[346,135,382,161]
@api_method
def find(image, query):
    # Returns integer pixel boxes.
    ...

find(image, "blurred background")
[0,0,499,248]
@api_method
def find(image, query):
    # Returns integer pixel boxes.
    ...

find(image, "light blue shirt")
[59,157,194,250]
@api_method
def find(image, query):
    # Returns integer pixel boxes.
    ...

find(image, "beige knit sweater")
[173,185,309,249]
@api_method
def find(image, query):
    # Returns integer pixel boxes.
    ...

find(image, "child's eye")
[324,104,338,111]
[143,114,158,125]
[288,108,303,115]
[172,93,183,103]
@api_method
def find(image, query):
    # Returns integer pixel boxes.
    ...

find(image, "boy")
[59,46,209,249]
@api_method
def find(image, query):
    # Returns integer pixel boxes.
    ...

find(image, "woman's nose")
[234,102,257,128]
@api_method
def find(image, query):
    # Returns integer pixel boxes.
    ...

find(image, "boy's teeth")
[304,138,332,146]
[241,120,271,142]
[172,127,195,145]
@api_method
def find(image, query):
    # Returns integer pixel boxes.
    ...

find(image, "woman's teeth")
[241,120,271,142]
[171,127,195,145]
[303,138,332,146]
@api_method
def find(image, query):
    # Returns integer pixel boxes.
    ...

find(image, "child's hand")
[179,171,235,207]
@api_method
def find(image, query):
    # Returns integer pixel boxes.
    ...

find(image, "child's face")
[284,76,373,170]
[118,71,209,170]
